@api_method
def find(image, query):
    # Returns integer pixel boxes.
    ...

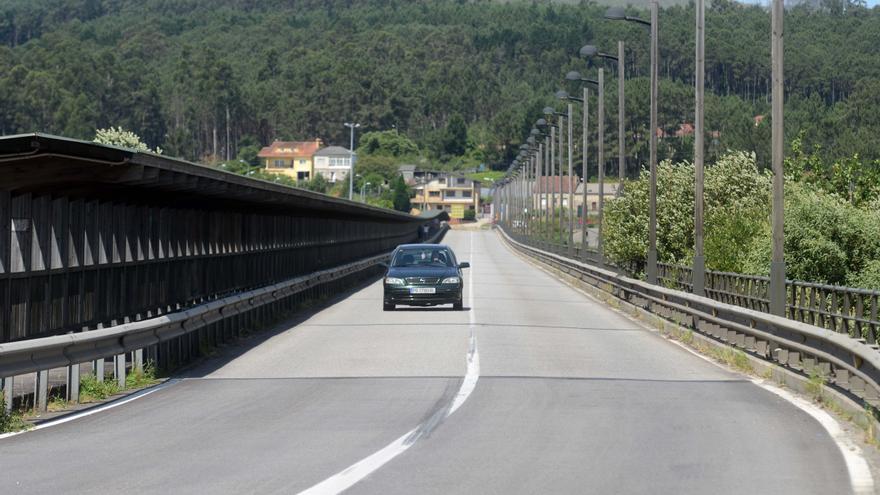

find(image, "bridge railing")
[0,133,448,412]
[504,224,880,346]
[498,224,880,412]
[657,262,880,344]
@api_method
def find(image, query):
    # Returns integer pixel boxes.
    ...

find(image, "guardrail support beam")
[67,364,80,403]
[115,354,126,389]
[1,377,12,413]
[36,369,48,412]
[95,358,105,383]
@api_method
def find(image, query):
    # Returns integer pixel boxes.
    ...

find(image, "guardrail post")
[68,364,80,403]
[1,376,12,413]
[36,369,48,412]
[115,354,126,389]
[134,348,144,373]
[95,358,105,382]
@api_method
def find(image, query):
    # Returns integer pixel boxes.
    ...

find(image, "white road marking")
[665,338,875,495]
[0,379,178,441]
[504,232,876,495]
[297,231,480,495]
[754,380,875,495]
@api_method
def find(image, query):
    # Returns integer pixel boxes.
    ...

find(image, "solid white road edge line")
[502,234,876,495]
[0,379,179,441]
[296,230,480,495]
[670,337,875,495]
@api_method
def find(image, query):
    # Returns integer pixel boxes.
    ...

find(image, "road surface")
[0,230,855,494]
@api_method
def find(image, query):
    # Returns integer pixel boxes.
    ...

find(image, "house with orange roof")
[257,139,323,181]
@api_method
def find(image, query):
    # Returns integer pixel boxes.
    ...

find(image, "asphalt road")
[0,230,855,494]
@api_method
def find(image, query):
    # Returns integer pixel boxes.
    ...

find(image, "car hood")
[386,266,459,279]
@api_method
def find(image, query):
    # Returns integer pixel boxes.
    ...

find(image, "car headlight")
[441,276,461,285]
[385,277,405,285]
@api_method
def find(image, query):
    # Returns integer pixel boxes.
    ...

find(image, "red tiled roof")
[536,175,580,194]
[675,123,694,138]
[258,140,323,158]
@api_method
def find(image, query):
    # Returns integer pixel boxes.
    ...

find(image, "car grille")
[405,277,442,285]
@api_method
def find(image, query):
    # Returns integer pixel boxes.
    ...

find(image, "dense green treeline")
[1,0,880,172]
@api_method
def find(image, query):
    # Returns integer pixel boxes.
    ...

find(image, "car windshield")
[392,247,454,267]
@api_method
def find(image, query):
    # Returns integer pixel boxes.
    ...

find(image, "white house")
[313,146,354,183]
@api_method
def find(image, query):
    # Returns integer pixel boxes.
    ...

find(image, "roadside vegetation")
[604,148,880,289]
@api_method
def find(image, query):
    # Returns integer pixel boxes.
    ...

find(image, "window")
[462,191,472,198]
[299,159,306,166]
[391,247,455,268]
[457,178,466,185]
[591,202,597,211]
[298,171,310,181]
[429,191,440,197]
[444,190,458,199]
[271,159,288,168]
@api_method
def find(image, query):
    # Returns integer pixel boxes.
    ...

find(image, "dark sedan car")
[383,244,470,310]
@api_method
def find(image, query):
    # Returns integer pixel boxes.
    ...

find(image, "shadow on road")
[390,307,471,312]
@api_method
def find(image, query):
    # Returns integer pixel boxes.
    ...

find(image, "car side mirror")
[458,262,470,269]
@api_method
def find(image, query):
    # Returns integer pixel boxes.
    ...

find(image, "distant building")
[412,174,481,220]
[574,182,620,219]
[257,139,323,181]
[313,146,354,183]
[398,164,417,184]
[535,175,580,209]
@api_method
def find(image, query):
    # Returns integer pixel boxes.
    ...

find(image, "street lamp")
[605,2,659,283]
[564,72,601,259]
[694,0,706,296]
[770,0,785,316]
[544,106,567,246]
[556,90,580,256]
[531,127,548,234]
[361,181,371,202]
[344,122,361,200]
[581,43,626,191]
[535,119,551,232]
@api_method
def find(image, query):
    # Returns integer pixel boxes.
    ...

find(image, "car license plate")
[410,287,436,294]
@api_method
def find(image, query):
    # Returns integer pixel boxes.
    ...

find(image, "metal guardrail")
[0,225,448,412]
[658,262,880,344]
[499,226,880,409]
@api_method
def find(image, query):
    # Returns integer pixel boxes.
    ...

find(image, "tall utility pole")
[581,86,589,250]
[545,137,551,230]
[550,125,556,240]
[537,143,543,233]
[770,0,786,316]
[344,122,361,200]
[567,103,574,256]
[693,0,706,297]
[558,114,565,245]
[647,0,660,284]
[598,68,605,263]
[618,41,626,189]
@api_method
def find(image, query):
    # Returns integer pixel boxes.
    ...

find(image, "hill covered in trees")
[1,0,879,174]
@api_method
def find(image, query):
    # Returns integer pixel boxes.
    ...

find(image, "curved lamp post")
[605,3,659,283]
[344,122,361,200]
[564,72,604,261]
[543,107,566,246]
[581,44,626,192]
[556,90,581,257]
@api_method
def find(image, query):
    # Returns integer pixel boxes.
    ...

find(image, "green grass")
[0,392,30,433]
[126,362,160,389]
[806,370,826,403]
[79,374,121,403]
